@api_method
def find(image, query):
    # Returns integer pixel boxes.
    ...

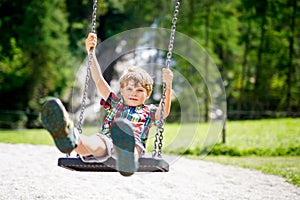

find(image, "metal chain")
[77,0,98,134]
[153,0,180,158]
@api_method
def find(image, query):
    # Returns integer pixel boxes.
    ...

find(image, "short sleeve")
[149,104,160,126]
[100,92,120,112]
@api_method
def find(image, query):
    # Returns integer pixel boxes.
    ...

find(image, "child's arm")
[86,33,112,100]
[155,68,173,120]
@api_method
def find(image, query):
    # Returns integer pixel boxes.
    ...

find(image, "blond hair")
[119,67,153,96]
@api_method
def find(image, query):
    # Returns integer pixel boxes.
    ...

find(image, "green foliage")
[0,111,27,129]
[19,0,75,110]
[0,37,30,91]
[0,38,31,110]
[209,143,300,156]
[0,0,300,122]
[0,0,75,113]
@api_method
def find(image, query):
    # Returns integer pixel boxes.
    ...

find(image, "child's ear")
[146,92,151,99]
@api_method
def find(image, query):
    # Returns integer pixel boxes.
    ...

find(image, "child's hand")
[85,33,97,54]
[162,68,173,89]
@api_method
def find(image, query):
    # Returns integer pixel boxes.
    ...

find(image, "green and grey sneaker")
[111,118,138,176]
[41,98,80,154]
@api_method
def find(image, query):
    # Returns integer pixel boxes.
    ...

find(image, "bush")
[207,144,300,156]
[170,143,300,157]
[25,111,43,129]
[0,110,27,129]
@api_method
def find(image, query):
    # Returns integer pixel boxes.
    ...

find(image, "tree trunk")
[237,15,252,119]
[204,4,210,122]
[252,7,267,117]
[286,0,296,113]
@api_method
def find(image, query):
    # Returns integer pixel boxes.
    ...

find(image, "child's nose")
[132,90,138,96]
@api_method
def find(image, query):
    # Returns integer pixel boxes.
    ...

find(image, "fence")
[0,110,41,129]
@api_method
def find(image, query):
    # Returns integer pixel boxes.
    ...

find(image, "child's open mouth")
[129,98,137,101]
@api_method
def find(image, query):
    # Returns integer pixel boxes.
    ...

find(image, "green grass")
[161,118,300,156]
[0,118,299,186]
[0,129,54,145]
[214,118,300,156]
[0,126,100,145]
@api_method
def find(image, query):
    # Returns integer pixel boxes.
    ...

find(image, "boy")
[41,33,173,176]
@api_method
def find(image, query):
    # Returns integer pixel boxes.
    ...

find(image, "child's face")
[120,80,150,107]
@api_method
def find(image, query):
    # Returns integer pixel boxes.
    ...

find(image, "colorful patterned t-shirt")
[100,92,158,150]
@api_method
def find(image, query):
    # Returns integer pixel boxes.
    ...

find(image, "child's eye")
[137,89,144,92]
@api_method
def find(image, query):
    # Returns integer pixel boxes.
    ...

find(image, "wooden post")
[222,117,226,143]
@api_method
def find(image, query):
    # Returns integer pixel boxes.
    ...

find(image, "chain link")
[77,0,98,134]
[153,0,180,158]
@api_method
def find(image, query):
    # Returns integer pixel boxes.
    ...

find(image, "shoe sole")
[41,98,76,154]
[111,119,137,176]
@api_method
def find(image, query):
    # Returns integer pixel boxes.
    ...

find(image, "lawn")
[0,118,299,186]
[211,118,300,156]
[156,118,300,156]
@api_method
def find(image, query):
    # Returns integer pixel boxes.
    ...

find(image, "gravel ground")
[0,143,299,200]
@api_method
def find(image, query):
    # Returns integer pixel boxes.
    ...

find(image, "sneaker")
[41,98,80,154]
[111,118,138,176]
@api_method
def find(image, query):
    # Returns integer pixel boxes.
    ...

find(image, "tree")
[1,0,300,125]
[286,0,297,112]
[0,0,74,112]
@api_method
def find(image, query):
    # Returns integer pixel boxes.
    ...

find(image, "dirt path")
[0,143,299,200]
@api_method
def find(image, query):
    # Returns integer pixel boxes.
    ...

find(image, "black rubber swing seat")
[58,156,169,172]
